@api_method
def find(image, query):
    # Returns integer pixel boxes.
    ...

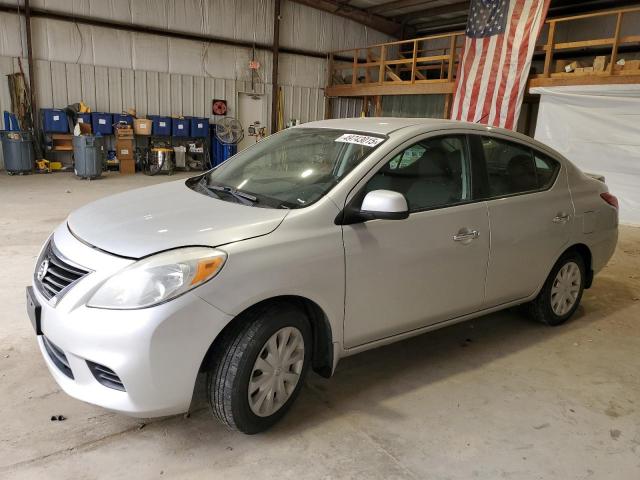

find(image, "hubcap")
[550,261,581,316]
[248,326,305,417]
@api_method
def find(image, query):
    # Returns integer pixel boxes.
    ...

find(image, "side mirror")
[337,190,409,225]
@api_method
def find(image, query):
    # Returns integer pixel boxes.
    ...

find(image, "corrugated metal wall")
[0,1,394,167]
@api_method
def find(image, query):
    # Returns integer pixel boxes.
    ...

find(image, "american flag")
[450,0,550,129]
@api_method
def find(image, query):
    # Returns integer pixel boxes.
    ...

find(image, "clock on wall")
[212,99,228,116]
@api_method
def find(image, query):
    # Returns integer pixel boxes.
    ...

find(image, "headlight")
[87,247,226,309]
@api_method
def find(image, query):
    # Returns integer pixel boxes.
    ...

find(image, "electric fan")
[215,117,244,145]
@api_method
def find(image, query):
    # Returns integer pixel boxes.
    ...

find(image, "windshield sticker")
[335,134,384,147]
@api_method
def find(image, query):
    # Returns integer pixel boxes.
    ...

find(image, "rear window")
[480,137,560,198]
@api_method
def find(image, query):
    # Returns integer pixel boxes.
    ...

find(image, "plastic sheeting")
[532,84,640,225]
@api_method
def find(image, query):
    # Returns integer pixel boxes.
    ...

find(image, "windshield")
[194,128,385,208]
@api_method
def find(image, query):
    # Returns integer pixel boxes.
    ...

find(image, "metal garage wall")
[0,0,392,168]
[330,97,363,119]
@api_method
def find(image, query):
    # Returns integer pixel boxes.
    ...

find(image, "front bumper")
[32,224,232,417]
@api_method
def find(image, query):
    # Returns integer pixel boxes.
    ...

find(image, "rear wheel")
[207,303,311,434]
[527,252,585,326]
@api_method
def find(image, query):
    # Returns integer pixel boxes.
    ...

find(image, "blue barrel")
[210,133,237,166]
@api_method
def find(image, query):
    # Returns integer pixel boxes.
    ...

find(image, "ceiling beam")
[411,0,640,34]
[368,0,440,15]
[397,1,470,23]
[289,0,404,37]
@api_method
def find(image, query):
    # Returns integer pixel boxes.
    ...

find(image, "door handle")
[553,213,570,224]
[453,229,479,242]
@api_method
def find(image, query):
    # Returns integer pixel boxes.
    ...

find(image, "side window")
[365,135,471,212]
[533,151,560,189]
[481,137,537,197]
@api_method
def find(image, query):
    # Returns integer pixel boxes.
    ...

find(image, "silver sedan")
[28,118,618,434]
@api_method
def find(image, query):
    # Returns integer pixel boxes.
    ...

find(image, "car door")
[342,134,490,348]
[471,134,573,306]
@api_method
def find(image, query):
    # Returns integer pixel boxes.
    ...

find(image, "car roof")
[296,117,562,159]
[297,117,453,135]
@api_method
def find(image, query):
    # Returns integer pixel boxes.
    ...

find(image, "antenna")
[475,113,490,124]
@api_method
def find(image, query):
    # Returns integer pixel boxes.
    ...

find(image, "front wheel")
[207,303,311,434]
[527,252,585,326]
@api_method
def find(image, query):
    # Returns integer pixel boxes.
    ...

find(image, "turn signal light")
[600,192,619,209]
[191,257,225,285]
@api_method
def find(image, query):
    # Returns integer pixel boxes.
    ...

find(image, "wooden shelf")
[326,5,640,104]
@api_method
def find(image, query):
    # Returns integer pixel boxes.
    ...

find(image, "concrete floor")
[0,172,639,480]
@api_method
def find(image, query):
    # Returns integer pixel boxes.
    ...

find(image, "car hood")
[67,180,289,258]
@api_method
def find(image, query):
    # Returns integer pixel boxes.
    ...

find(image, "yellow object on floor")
[36,159,50,173]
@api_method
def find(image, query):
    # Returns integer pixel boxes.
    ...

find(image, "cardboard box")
[555,59,571,73]
[134,118,152,135]
[115,126,134,139]
[623,59,640,71]
[583,66,594,73]
[119,158,135,175]
[593,56,607,72]
[565,61,581,73]
[116,139,134,160]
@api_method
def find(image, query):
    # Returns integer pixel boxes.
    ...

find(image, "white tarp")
[532,84,640,225]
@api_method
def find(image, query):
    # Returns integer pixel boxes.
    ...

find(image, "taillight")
[600,192,619,209]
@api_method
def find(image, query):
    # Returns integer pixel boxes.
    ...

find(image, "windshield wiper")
[207,184,259,205]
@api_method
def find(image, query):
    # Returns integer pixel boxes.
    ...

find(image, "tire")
[207,302,311,434]
[527,251,586,326]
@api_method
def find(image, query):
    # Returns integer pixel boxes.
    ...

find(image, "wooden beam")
[410,40,417,84]
[609,12,624,74]
[327,81,455,97]
[288,0,403,37]
[385,66,402,82]
[447,34,457,81]
[443,94,452,119]
[543,21,556,77]
[374,95,383,116]
[529,72,640,88]
[379,45,386,84]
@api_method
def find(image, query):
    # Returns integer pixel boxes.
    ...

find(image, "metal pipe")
[271,0,281,134]
[24,0,37,128]
[0,3,327,60]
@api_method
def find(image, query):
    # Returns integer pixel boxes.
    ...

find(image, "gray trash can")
[73,135,104,179]
[1,131,35,174]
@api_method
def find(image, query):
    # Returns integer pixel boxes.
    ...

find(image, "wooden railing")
[326,5,640,96]
[326,31,463,97]
[531,5,640,86]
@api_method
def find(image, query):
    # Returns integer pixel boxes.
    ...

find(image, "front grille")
[42,336,74,379]
[36,242,89,302]
[87,361,126,391]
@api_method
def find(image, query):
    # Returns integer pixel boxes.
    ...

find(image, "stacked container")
[113,113,133,126]
[172,118,190,137]
[91,112,113,135]
[189,117,209,137]
[42,109,68,133]
[149,115,172,136]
